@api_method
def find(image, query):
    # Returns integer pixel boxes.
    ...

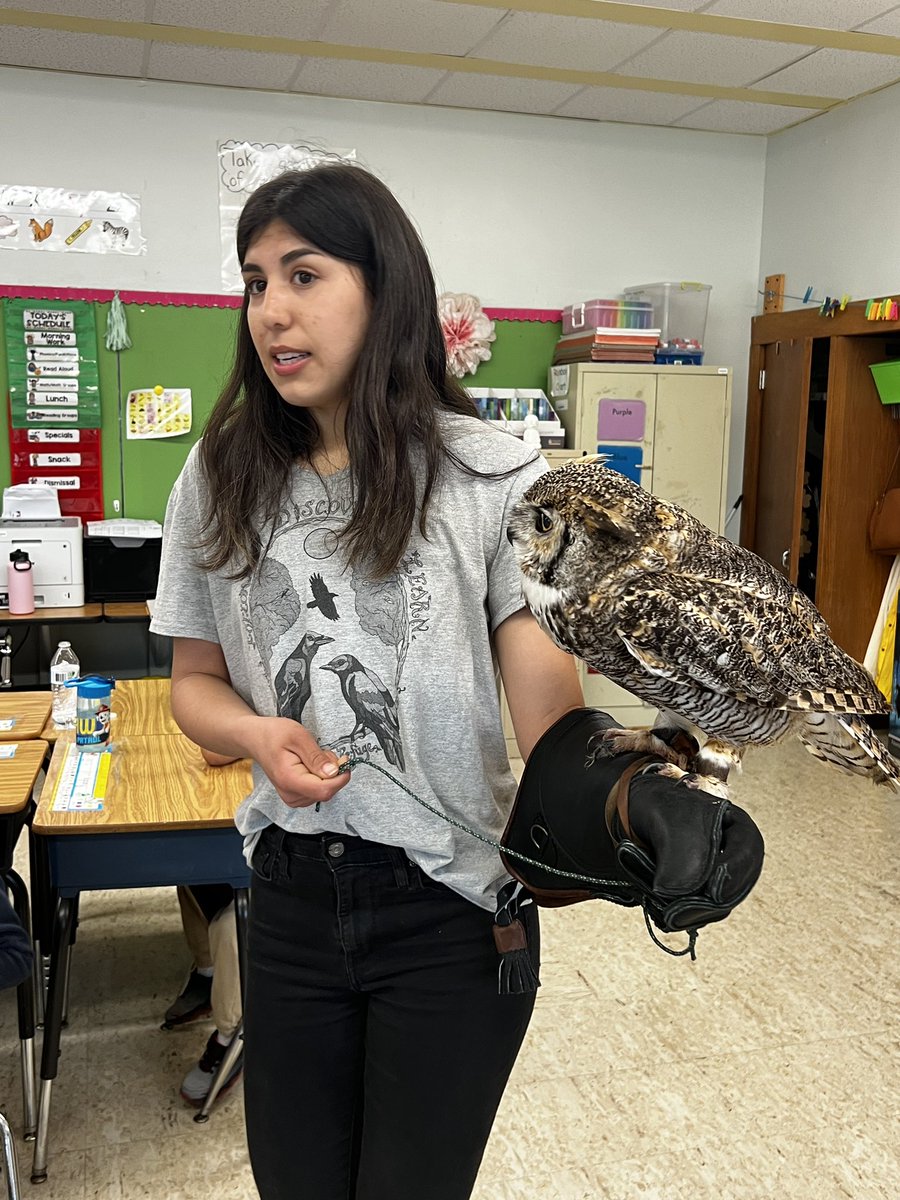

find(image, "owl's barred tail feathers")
[798,711,900,793]
[789,686,888,717]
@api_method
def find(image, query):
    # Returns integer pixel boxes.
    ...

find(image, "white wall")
[761,80,900,309]
[0,66,767,506]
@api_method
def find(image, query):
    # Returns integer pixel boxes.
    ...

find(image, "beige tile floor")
[0,737,897,1198]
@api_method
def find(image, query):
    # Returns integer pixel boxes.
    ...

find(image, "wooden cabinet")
[741,304,900,662]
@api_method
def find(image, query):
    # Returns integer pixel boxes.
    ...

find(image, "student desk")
[0,739,48,1144]
[1,602,152,687]
[0,692,52,741]
[30,729,252,1184]
[33,678,181,965]
[38,675,178,744]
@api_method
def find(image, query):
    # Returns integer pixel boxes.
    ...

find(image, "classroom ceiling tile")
[292,58,446,104]
[856,7,900,36]
[703,0,895,29]
[317,0,506,57]
[426,72,583,116]
[146,42,299,91]
[0,25,145,76]
[151,0,333,40]
[672,99,821,133]
[554,86,703,124]
[617,31,815,86]
[472,13,662,73]
[6,1,148,17]
[752,47,900,99]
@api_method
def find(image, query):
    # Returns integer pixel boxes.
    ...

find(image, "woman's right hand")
[243,715,350,809]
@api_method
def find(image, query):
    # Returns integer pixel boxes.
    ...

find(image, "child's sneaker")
[179,1031,243,1107]
[162,969,212,1029]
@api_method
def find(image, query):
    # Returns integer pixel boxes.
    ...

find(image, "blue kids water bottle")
[67,675,115,752]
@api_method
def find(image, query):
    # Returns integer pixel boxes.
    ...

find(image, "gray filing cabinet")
[501,365,732,755]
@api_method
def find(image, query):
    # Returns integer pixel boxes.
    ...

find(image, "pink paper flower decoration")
[438,292,496,378]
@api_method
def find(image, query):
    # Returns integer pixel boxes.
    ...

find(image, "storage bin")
[655,350,704,366]
[561,299,654,334]
[870,359,900,405]
[623,282,711,351]
[84,536,162,601]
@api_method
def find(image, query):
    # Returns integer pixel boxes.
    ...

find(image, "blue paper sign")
[596,443,643,484]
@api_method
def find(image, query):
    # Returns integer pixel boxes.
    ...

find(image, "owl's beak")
[506,525,515,546]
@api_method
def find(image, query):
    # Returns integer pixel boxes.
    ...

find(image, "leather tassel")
[493,916,540,995]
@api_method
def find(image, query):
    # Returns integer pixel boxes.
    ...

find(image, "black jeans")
[244,826,539,1200]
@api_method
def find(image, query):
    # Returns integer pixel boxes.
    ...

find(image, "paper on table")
[51,743,111,811]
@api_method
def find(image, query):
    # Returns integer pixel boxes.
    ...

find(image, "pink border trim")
[0,285,560,322]
[0,284,242,309]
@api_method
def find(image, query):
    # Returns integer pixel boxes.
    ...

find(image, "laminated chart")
[4,298,104,520]
[51,742,111,812]
[4,299,100,429]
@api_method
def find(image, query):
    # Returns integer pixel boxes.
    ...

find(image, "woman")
[151,163,583,1200]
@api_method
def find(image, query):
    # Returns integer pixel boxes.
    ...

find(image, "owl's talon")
[683,773,730,800]
[598,728,688,768]
[655,762,730,798]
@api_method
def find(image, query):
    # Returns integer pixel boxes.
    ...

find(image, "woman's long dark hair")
[198,163,481,579]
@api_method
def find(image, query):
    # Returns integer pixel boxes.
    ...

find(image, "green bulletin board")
[2,298,560,522]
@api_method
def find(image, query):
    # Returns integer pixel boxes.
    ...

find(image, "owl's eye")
[535,509,553,534]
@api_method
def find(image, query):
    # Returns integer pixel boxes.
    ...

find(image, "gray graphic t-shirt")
[150,413,547,910]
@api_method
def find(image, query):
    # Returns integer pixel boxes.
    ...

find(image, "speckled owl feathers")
[507,458,898,790]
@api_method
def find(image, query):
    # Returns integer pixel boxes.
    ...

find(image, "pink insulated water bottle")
[7,550,35,615]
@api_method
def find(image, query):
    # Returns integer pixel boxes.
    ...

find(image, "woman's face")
[242,219,372,422]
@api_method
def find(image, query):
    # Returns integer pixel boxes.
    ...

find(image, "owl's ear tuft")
[574,496,636,539]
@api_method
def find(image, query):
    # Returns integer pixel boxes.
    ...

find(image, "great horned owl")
[507,456,900,793]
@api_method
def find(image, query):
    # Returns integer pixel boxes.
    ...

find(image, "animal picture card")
[0,184,145,254]
[126,387,193,439]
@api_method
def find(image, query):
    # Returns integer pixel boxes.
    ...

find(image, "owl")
[507,456,900,794]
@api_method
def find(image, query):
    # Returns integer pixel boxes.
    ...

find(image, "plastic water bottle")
[49,642,80,729]
[68,675,115,753]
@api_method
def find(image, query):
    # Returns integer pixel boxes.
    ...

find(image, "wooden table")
[1,605,103,690]
[109,676,180,737]
[2,602,152,688]
[0,692,52,741]
[30,729,252,1183]
[0,741,47,815]
[1,605,103,623]
[102,602,151,621]
[0,738,48,1144]
[40,675,180,743]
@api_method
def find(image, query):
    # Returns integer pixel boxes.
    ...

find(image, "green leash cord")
[321,757,697,959]
[337,756,631,892]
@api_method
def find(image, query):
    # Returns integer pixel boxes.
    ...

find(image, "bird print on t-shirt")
[274,631,335,722]
[320,654,405,770]
[307,573,340,621]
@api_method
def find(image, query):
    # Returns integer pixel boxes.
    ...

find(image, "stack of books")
[552,327,660,365]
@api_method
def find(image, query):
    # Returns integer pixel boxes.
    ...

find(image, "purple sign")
[597,398,646,442]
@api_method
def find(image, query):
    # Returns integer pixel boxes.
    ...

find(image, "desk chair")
[194,888,248,1124]
[0,741,47,1143]
[0,1109,23,1200]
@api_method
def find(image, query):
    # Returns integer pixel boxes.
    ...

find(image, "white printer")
[0,518,85,608]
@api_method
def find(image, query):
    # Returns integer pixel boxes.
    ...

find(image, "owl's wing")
[614,570,885,713]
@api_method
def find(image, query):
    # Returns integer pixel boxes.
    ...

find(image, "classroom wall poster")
[218,140,356,292]
[126,387,193,439]
[0,185,145,254]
